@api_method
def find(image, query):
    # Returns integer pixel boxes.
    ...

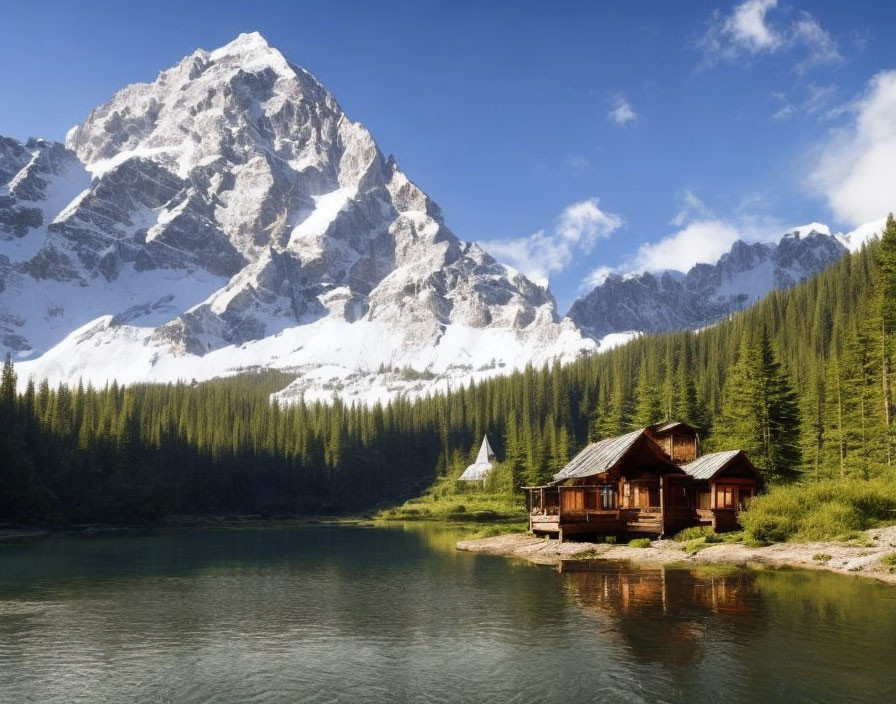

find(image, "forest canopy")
[2,215,894,526]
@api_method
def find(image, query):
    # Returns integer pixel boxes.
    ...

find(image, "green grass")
[880,553,896,573]
[628,538,652,548]
[570,547,606,560]
[812,553,833,563]
[673,526,716,542]
[376,461,526,524]
[739,477,896,544]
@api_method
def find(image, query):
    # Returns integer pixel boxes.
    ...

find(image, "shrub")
[628,538,652,548]
[881,553,896,573]
[604,535,617,544]
[674,526,716,542]
[683,539,705,555]
[739,478,896,544]
[812,553,832,563]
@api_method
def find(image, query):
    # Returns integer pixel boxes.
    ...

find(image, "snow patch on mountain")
[788,222,831,239]
[836,216,888,252]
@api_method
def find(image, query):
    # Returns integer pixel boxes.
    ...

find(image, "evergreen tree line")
[1,216,894,525]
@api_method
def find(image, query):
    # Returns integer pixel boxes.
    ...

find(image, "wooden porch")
[525,479,694,541]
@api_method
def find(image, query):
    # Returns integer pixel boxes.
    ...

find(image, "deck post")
[525,489,531,532]
[659,474,666,535]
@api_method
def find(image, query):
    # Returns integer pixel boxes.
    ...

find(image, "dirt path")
[457,526,896,584]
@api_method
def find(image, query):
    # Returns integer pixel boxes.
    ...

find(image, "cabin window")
[717,485,735,509]
[697,491,711,510]
[599,485,617,509]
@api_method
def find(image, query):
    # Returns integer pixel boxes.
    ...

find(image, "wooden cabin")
[680,450,761,531]
[646,421,700,463]
[525,429,692,541]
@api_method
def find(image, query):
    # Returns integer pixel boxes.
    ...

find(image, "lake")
[0,524,894,703]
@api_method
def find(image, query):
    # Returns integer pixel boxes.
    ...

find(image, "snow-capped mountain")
[1,32,887,403]
[1,32,595,403]
[567,222,881,341]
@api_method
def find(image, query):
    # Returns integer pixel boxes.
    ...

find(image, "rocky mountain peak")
[2,33,593,404]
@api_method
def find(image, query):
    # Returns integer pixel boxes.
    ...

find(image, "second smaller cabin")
[681,450,760,531]
[458,435,496,484]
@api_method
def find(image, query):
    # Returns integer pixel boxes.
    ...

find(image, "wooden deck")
[529,507,680,540]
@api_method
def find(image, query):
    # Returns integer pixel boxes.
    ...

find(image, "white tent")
[458,435,496,482]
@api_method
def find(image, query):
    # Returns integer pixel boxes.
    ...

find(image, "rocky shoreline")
[456,526,896,584]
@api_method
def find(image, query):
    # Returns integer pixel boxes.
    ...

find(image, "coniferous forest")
[1,216,895,526]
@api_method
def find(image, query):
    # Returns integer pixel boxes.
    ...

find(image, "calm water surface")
[0,524,894,703]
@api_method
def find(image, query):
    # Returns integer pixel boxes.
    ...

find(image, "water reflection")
[559,561,758,667]
[0,526,895,704]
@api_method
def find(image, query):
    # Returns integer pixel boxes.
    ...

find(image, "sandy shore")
[457,526,896,584]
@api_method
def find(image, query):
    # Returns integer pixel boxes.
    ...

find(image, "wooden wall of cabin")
[689,477,756,531]
[671,435,698,462]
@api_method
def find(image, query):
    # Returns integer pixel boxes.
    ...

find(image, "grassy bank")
[740,477,896,544]
[376,460,526,533]
[381,459,896,548]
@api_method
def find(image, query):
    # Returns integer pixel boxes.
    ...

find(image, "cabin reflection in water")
[559,561,758,666]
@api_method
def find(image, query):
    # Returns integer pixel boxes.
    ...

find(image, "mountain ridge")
[567,221,884,341]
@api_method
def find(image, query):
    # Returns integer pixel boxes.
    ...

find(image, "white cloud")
[630,219,743,273]
[577,191,784,287]
[772,83,838,121]
[580,265,615,291]
[565,154,591,172]
[670,189,712,227]
[728,0,781,51]
[792,14,842,74]
[482,198,624,287]
[607,94,637,125]
[698,0,841,71]
[812,70,896,226]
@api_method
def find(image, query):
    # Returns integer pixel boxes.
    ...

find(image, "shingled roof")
[552,429,647,482]
[650,420,698,434]
[680,450,744,480]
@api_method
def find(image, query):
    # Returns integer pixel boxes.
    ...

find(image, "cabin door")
[638,486,649,508]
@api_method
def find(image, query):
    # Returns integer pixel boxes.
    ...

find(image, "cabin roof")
[552,429,662,483]
[680,450,745,480]
[650,420,698,434]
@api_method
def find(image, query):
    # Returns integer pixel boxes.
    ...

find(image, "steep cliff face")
[567,227,850,340]
[1,33,594,403]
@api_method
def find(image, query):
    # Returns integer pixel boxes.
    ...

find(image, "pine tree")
[632,358,662,428]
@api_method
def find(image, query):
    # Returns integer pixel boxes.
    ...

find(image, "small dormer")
[646,421,701,463]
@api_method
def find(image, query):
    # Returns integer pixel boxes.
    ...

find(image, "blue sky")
[2,1,894,311]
